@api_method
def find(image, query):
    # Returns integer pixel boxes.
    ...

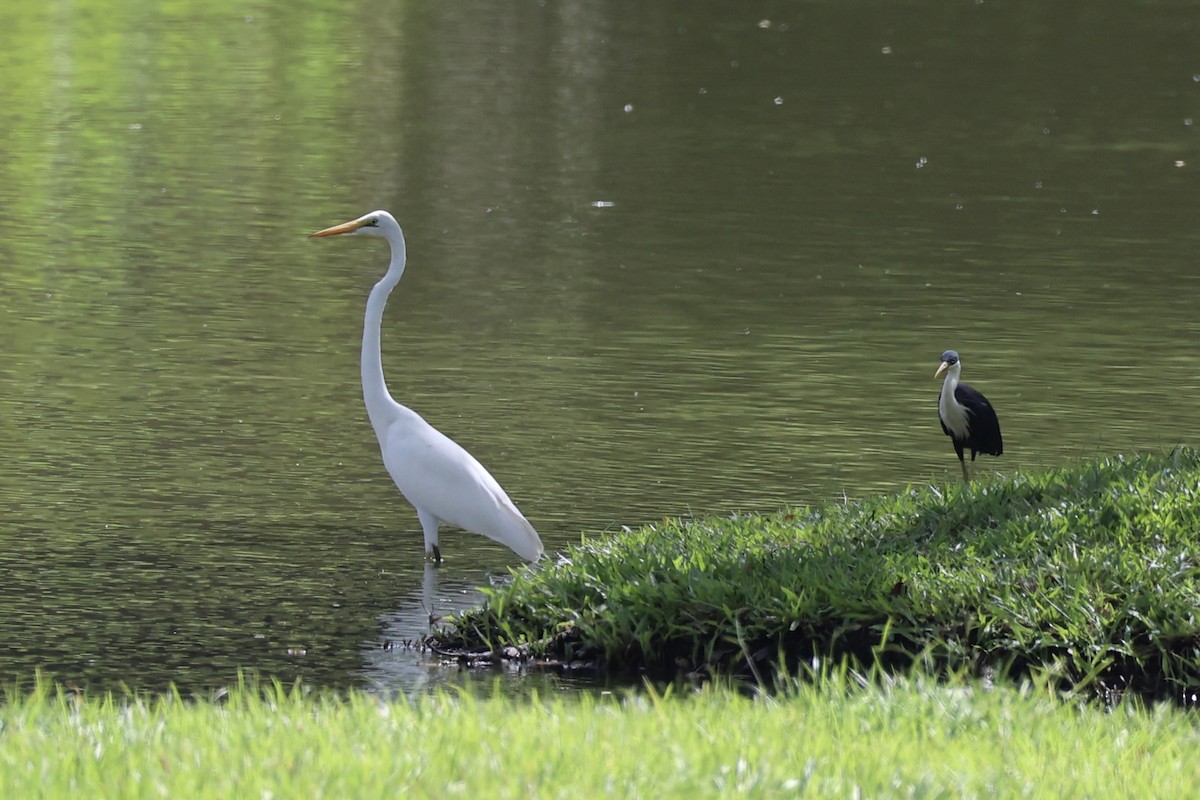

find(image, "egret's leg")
[421,562,439,626]
[417,509,442,563]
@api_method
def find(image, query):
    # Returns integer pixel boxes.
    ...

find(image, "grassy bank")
[3,677,1200,797]
[448,449,1200,700]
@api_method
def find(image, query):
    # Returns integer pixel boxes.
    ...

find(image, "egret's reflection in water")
[361,564,612,698]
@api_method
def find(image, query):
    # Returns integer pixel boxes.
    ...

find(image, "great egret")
[935,349,1003,483]
[309,210,543,563]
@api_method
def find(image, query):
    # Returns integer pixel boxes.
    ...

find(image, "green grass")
[449,448,1200,700]
[7,451,1200,796]
[3,675,1200,797]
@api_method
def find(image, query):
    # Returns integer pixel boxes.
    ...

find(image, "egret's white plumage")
[310,210,543,562]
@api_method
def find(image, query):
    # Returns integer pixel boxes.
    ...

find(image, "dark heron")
[935,349,1003,483]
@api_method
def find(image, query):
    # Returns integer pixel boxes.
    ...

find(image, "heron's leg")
[417,509,442,564]
[953,441,970,484]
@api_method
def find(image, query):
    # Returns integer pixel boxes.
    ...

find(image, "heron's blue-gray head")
[935,349,961,380]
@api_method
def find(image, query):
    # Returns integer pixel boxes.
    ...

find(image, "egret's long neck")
[362,232,407,430]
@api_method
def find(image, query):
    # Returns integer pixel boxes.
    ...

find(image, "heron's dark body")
[939,383,1003,463]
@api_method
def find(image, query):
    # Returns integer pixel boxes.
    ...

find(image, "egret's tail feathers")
[465,502,542,562]
[497,505,544,562]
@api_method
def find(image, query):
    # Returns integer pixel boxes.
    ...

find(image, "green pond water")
[1,0,1198,695]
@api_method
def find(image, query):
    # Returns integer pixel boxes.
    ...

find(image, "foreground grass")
[453,449,1200,699]
[2,677,1200,797]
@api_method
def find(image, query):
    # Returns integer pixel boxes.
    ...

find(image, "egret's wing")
[380,415,543,561]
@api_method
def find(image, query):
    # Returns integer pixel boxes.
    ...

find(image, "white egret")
[935,349,1003,483]
[309,210,543,562]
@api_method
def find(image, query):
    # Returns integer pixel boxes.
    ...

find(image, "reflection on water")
[361,564,608,698]
[362,564,469,697]
[1,1,1198,695]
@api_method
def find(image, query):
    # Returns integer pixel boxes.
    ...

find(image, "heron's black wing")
[955,382,1003,456]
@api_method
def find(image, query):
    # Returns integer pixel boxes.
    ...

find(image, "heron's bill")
[935,362,949,379]
[309,219,365,238]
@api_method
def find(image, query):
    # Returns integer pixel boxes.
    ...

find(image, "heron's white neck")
[939,363,969,437]
[362,230,407,434]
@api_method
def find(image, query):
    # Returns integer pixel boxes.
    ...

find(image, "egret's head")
[935,349,961,380]
[309,209,398,239]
